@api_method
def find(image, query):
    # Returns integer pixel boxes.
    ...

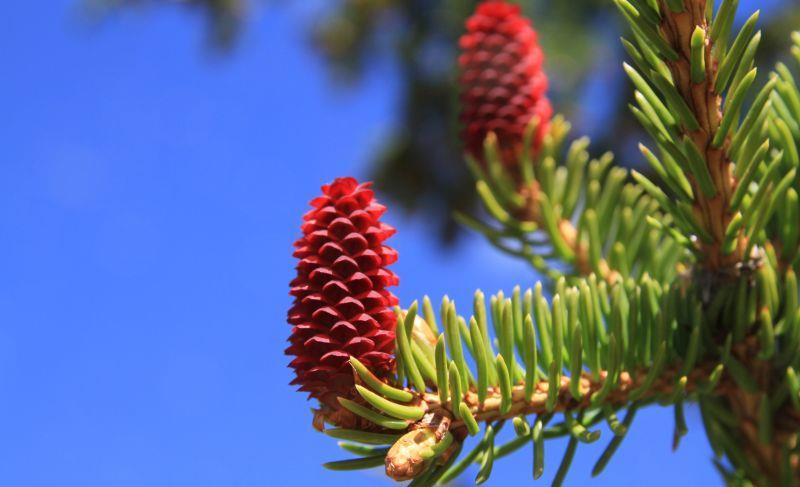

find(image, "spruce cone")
[459,0,553,172]
[287,177,399,408]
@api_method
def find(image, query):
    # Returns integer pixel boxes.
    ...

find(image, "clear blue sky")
[0,1,788,486]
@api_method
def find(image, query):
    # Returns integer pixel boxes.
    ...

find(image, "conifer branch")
[655,0,746,269]
[286,3,800,486]
[462,119,683,284]
[416,361,725,430]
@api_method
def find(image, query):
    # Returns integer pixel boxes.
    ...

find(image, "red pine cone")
[287,177,399,408]
[459,1,553,171]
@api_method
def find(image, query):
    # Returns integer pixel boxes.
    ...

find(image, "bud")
[385,411,455,481]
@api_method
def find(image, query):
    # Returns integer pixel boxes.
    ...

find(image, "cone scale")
[458,0,553,171]
[286,177,399,408]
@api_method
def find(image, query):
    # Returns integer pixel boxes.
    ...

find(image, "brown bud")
[385,428,438,481]
[385,410,453,481]
[411,314,438,348]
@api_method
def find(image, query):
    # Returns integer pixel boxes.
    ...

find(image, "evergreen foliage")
[288,1,800,485]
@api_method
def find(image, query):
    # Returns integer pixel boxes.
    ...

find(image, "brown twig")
[382,360,727,481]
[657,0,744,270]
[656,3,798,482]
[423,361,725,428]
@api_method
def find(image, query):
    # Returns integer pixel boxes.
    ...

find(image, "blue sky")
[0,1,789,486]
